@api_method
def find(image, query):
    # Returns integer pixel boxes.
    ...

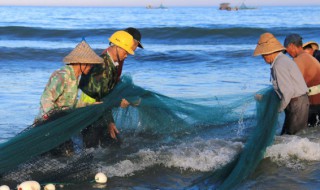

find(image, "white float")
[17,181,40,190]
[0,185,10,190]
[44,184,55,190]
[95,172,107,184]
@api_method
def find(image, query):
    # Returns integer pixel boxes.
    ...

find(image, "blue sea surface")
[1,6,320,189]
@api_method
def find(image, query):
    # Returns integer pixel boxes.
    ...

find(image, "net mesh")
[0,75,280,189]
[190,87,280,189]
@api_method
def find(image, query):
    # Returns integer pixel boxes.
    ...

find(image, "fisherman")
[302,41,320,63]
[284,34,320,126]
[113,27,144,82]
[34,40,104,155]
[79,28,143,148]
[35,40,104,124]
[254,32,309,135]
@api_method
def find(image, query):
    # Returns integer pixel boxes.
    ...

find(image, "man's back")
[79,53,119,101]
[294,52,320,105]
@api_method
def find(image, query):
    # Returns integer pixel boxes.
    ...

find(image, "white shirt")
[270,52,308,111]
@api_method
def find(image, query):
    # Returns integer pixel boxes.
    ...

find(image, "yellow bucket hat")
[63,40,104,64]
[253,33,285,56]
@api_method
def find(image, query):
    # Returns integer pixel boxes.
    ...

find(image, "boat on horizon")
[219,2,256,11]
[146,2,168,9]
[219,3,238,11]
[238,2,257,10]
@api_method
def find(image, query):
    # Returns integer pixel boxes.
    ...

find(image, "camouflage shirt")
[79,52,119,101]
[39,65,79,116]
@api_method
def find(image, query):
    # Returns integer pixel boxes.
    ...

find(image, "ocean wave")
[100,138,243,177]
[1,26,319,44]
[0,44,254,63]
[0,47,68,62]
[265,135,320,169]
[0,26,108,40]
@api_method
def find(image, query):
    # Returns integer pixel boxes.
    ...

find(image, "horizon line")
[1,4,320,7]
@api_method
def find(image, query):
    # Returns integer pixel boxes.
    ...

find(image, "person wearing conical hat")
[79,29,143,148]
[284,34,320,126]
[303,41,320,63]
[36,40,103,122]
[254,32,309,135]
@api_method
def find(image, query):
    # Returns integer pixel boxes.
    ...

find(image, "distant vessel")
[219,3,238,11]
[238,2,257,10]
[158,2,168,9]
[146,2,168,9]
[219,2,256,11]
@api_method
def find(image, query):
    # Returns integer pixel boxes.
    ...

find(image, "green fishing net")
[191,87,280,189]
[0,75,280,189]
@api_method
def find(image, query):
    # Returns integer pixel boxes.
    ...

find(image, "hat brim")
[303,41,319,50]
[254,46,285,56]
[138,41,144,49]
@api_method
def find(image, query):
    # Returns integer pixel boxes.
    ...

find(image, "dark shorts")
[81,118,110,148]
[81,116,121,148]
[308,104,320,126]
[281,94,309,135]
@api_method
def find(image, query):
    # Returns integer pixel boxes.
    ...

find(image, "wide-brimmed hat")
[254,33,285,56]
[303,41,319,50]
[63,40,104,64]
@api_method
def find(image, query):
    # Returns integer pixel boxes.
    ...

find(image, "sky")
[0,0,320,7]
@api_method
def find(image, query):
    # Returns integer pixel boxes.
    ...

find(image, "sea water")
[1,6,320,189]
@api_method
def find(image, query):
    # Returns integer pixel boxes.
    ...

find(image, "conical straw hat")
[254,33,285,56]
[63,40,104,64]
[303,41,319,50]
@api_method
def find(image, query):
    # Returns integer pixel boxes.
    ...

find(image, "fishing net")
[190,87,281,189]
[0,75,279,189]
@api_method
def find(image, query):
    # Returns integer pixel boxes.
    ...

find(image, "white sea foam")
[101,138,243,177]
[265,135,320,169]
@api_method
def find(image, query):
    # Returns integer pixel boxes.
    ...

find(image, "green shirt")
[79,52,119,101]
[39,65,79,116]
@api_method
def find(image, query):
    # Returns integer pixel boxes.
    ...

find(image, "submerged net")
[0,75,280,189]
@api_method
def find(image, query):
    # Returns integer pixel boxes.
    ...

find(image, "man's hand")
[120,99,130,108]
[108,122,119,139]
